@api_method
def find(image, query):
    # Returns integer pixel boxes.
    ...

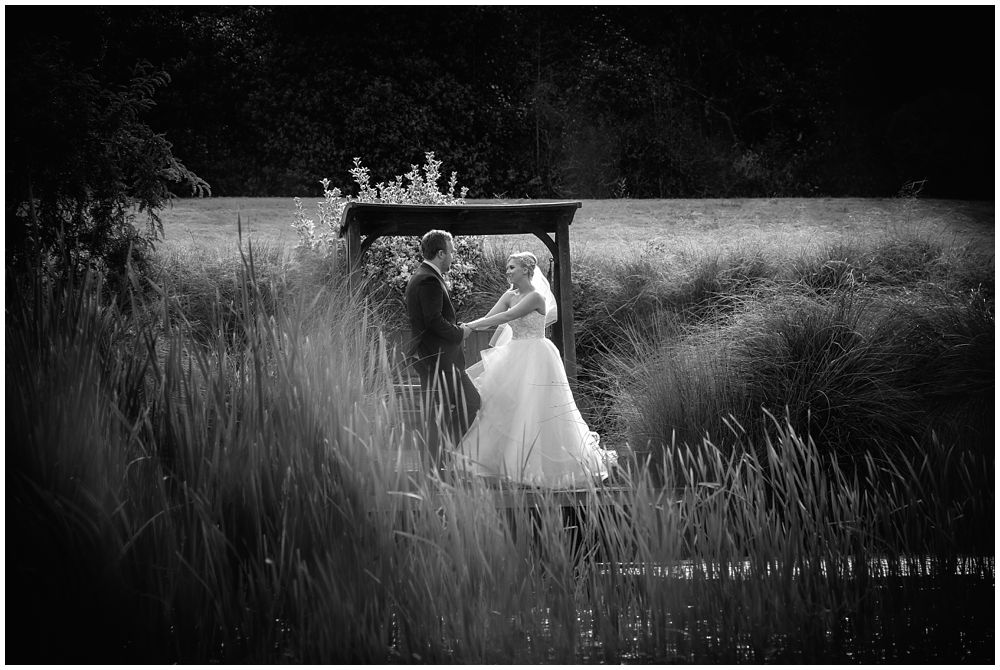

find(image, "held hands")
[460,323,473,340]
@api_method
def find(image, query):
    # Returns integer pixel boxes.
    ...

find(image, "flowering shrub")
[292,152,484,307]
[363,234,484,307]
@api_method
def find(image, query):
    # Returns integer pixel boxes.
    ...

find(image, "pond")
[568,556,995,663]
[380,556,992,663]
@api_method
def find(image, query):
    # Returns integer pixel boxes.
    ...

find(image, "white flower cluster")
[292,152,484,307]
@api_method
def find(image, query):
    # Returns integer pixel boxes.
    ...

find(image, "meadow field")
[158,195,994,253]
[8,196,994,663]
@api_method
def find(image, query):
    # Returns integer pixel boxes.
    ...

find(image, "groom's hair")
[420,230,453,260]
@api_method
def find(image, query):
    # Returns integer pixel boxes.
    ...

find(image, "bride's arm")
[467,292,545,330]
[478,290,513,321]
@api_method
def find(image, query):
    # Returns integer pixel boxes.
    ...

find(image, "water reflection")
[385,557,993,663]
[598,555,994,580]
[575,556,994,663]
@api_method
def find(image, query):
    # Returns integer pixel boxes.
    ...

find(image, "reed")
[7,231,993,663]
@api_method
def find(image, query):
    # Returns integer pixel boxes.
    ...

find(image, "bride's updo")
[509,251,537,275]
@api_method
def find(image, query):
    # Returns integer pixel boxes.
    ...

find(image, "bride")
[454,251,616,488]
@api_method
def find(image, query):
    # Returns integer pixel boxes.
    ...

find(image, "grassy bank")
[7,198,994,662]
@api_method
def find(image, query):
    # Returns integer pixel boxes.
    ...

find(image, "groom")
[404,230,481,467]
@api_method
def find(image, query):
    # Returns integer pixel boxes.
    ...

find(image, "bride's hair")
[509,251,537,275]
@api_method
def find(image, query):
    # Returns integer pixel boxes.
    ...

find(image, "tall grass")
[7,228,993,662]
[587,234,992,464]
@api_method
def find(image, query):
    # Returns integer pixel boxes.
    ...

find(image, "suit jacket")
[404,262,466,374]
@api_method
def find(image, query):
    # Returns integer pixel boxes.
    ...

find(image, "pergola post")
[344,220,362,279]
[554,216,576,380]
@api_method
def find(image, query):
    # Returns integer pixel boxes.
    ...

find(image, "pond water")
[381,556,993,663]
[571,557,994,663]
[601,554,991,579]
[570,577,992,663]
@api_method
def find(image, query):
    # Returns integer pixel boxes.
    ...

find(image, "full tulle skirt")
[455,337,614,488]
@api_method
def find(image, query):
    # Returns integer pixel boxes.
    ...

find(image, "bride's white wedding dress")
[455,308,616,488]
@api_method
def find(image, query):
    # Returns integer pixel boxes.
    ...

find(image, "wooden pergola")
[340,201,582,378]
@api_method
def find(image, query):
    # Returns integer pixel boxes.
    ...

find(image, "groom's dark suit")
[404,261,481,462]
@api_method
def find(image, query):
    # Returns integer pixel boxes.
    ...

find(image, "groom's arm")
[416,276,463,343]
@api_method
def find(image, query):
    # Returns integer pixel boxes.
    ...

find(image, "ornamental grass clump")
[600,234,993,502]
[570,242,783,441]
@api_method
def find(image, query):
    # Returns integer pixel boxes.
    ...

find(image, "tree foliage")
[6,6,991,201]
[6,19,209,278]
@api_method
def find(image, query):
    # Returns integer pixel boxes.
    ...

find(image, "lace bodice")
[508,309,547,340]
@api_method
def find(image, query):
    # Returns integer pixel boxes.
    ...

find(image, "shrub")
[362,234,486,308]
[292,152,485,316]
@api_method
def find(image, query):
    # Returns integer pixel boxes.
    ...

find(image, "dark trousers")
[415,360,481,467]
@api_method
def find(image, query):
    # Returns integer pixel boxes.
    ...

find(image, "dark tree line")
[7,6,993,202]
